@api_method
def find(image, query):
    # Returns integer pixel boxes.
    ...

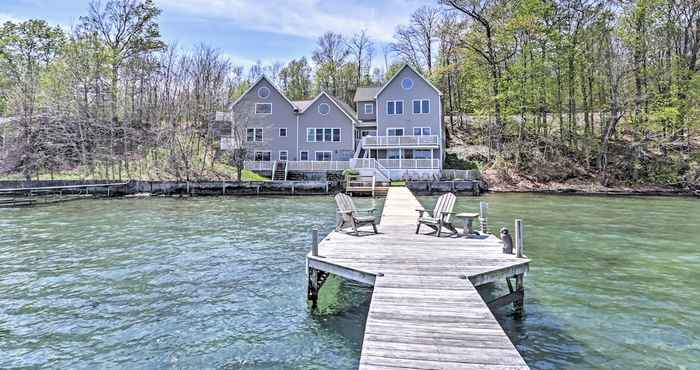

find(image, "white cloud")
[157,0,433,42]
[0,13,22,24]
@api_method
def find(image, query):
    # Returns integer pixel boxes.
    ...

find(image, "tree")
[279,57,312,100]
[348,30,374,86]
[312,32,349,97]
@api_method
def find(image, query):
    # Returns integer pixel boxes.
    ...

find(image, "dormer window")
[257,86,270,99]
[318,103,330,115]
[402,78,413,90]
[364,103,373,114]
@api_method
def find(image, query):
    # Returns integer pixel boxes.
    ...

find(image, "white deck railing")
[377,159,441,169]
[244,161,350,172]
[350,158,391,180]
[362,135,439,147]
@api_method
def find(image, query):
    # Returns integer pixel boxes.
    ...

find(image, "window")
[318,103,330,115]
[300,151,309,161]
[387,149,401,159]
[402,78,413,90]
[257,86,270,99]
[387,100,403,115]
[279,150,288,161]
[255,103,271,114]
[315,151,332,161]
[414,149,432,159]
[247,128,263,142]
[387,128,404,136]
[361,130,376,137]
[254,151,271,161]
[413,127,431,136]
[306,128,341,142]
[364,103,373,114]
[413,99,430,114]
[279,128,287,137]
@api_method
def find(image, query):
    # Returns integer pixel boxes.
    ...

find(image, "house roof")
[328,94,358,119]
[373,64,443,99]
[353,87,381,102]
[291,100,314,111]
[300,91,357,123]
[228,75,298,111]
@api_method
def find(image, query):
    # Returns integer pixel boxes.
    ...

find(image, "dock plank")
[310,187,530,369]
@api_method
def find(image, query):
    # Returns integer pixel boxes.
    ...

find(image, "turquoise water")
[0,196,381,369]
[422,193,700,369]
[1,194,699,369]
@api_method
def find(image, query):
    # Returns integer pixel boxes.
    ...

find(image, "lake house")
[216,64,444,180]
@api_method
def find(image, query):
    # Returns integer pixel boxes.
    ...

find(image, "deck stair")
[272,160,288,181]
[345,175,390,197]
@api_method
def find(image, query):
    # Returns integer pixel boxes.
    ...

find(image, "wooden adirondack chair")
[415,193,458,237]
[335,193,378,235]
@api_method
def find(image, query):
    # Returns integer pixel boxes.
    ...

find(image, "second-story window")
[306,128,341,142]
[413,99,430,114]
[255,103,271,114]
[387,100,403,115]
[364,103,373,114]
[413,127,431,136]
[387,128,404,136]
[279,128,287,137]
[247,128,263,142]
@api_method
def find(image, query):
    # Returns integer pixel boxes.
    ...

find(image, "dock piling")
[479,201,489,233]
[515,219,524,258]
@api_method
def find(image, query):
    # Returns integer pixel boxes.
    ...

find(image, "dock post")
[308,228,320,306]
[479,202,488,234]
[515,219,524,258]
[514,273,525,317]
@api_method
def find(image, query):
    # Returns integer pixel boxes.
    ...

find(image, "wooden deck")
[307,187,530,369]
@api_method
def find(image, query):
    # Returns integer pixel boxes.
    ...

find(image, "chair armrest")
[336,210,353,214]
[438,211,454,220]
[357,208,375,213]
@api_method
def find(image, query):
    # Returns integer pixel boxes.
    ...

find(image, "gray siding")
[231,79,297,160]
[357,101,376,121]
[298,94,355,161]
[376,67,441,138]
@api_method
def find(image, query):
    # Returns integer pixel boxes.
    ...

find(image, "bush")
[342,168,359,176]
[443,153,481,170]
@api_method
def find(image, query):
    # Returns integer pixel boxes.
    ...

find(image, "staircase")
[272,161,288,181]
[350,158,391,181]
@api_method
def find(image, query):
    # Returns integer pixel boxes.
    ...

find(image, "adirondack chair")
[415,193,458,237]
[335,193,378,235]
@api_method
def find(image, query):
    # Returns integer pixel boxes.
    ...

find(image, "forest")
[1,0,699,191]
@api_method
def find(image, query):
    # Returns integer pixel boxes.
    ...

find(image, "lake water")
[1,194,698,369]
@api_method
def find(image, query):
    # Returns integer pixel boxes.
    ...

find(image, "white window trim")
[300,150,309,160]
[387,100,404,115]
[255,103,272,115]
[318,103,331,115]
[253,150,271,161]
[413,127,431,136]
[279,128,287,137]
[257,86,270,99]
[247,127,264,142]
[412,99,430,114]
[364,103,374,114]
[386,127,405,137]
[314,151,333,161]
[279,150,288,161]
[306,127,341,142]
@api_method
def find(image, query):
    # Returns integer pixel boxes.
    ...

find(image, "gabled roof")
[373,64,443,99]
[300,91,358,122]
[291,100,314,111]
[228,75,298,111]
[353,87,381,102]
[328,94,358,119]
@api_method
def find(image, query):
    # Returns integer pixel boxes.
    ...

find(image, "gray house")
[219,64,443,180]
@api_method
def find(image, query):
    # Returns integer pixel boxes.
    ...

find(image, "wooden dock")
[307,187,530,369]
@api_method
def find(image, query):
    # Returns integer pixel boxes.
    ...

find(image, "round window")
[257,86,270,99]
[402,78,413,90]
[318,103,330,115]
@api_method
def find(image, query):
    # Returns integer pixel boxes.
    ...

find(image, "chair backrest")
[433,193,456,222]
[335,193,358,218]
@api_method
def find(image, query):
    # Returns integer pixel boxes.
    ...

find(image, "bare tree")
[348,30,374,86]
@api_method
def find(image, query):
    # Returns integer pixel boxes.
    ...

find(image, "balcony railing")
[244,161,350,172]
[377,159,441,169]
[362,135,439,147]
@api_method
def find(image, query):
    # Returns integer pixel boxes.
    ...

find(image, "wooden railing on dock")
[306,187,531,369]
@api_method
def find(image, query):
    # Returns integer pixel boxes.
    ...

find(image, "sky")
[1,0,434,68]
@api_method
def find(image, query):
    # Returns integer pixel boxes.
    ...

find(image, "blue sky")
[1,0,434,68]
